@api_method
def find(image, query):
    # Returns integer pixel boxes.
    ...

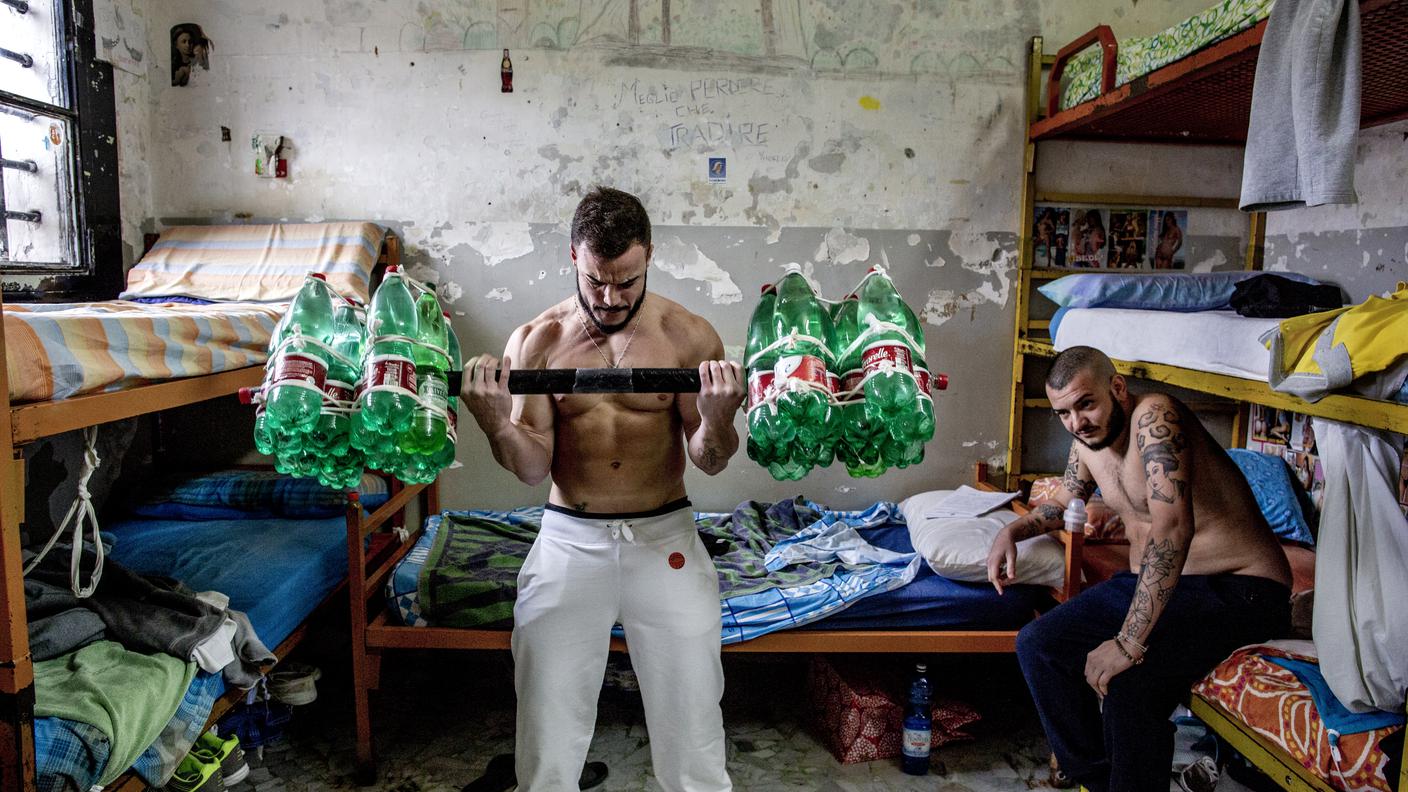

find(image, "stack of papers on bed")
[922,486,1020,518]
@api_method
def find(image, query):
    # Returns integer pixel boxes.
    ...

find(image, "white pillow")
[898,490,1067,589]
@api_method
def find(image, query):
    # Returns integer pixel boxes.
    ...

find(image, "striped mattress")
[3,300,283,403]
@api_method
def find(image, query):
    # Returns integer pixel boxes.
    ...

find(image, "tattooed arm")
[986,443,1090,593]
[1120,398,1195,649]
[1084,398,1194,695]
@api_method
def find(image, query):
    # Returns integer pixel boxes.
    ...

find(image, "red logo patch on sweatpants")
[668,552,686,569]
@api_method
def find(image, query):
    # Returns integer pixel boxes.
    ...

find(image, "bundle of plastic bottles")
[745,265,942,481]
[249,266,461,488]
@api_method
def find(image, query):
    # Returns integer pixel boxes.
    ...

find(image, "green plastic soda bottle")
[265,274,336,433]
[402,292,450,455]
[358,266,419,436]
[744,284,780,467]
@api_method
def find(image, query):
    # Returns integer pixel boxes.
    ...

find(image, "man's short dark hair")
[571,187,651,260]
[1047,345,1116,390]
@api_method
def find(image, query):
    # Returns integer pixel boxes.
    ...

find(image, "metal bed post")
[1004,36,1045,492]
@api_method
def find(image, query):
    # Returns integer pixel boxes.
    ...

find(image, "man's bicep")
[503,325,554,452]
[1135,402,1192,517]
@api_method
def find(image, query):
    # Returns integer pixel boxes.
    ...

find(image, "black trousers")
[1017,572,1290,792]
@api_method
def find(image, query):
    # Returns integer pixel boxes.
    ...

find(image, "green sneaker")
[196,731,250,786]
[164,752,224,792]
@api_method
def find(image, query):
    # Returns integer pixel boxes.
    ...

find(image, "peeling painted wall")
[1264,120,1408,303]
[112,0,1253,510]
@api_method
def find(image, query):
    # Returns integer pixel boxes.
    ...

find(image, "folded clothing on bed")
[34,641,196,786]
[1192,641,1404,792]
[131,469,389,520]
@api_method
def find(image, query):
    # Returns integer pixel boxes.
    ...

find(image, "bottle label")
[861,342,914,378]
[747,370,775,410]
[323,380,355,403]
[826,369,841,396]
[774,354,829,389]
[839,369,864,398]
[902,728,931,758]
[914,366,934,403]
[271,352,327,390]
[418,374,449,411]
[364,354,417,397]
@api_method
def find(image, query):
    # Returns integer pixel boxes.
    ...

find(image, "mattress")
[104,513,348,651]
[388,508,1050,638]
[1059,0,1275,110]
[3,299,283,403]
[1192,643,1403,792]
[1053,307,1280,381]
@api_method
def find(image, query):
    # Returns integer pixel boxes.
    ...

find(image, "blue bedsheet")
[104,514,349,655]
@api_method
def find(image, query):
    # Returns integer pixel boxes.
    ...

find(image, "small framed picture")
[708,157,727,182]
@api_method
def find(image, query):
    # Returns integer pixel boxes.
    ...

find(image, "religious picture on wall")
[1107,209,1148,269]
[1248,404,1290,448]
[1149,209,1187,269]
[1069,208,1107,268]
[1033,205,1071,268]
[171,23,212,87]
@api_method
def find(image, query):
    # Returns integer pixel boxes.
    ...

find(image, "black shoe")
[461,754,607,792]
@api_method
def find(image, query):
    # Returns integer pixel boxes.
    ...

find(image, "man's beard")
[577,276,647,334]
[1075,396,1126,451]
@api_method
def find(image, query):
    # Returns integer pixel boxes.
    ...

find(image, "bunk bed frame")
[343,462,1086,780]
[1010,6,1408,790]
[0,232,404,792]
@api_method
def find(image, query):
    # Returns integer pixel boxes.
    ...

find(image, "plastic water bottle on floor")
[901,663,932,776]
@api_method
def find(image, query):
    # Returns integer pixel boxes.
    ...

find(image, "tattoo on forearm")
[1124,536,1186,639]
[1061,446,1096,499]
[1138,407,1188,504]
[1011,504,1064,541]
[702,445,719,469]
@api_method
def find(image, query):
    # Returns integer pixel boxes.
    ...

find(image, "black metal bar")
[0,89,77,121]
[0,158,36,174]
[0,48,34,68]
[502,367,703,394]
[3,210,40,223]
[0,0,29,12]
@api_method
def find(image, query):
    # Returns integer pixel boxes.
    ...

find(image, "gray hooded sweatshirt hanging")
[1239,0,1361,211]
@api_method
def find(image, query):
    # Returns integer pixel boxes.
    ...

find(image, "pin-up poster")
[1068,208,1107,268]
[1033,205,1071,268]
[1149,210,1187,269]
[1107,209,1148,269]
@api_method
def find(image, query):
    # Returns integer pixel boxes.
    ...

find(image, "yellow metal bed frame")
[1013,35,1407,792]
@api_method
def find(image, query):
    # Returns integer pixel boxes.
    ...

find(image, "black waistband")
[544,497,693,520]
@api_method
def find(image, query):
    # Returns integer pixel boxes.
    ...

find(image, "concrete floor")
[223,632,1267,792]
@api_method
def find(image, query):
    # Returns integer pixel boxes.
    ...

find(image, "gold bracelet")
[1113,636,1144,665]
[1118,632,1149,655]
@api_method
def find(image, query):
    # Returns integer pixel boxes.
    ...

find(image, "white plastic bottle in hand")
[1063,498,1087,534]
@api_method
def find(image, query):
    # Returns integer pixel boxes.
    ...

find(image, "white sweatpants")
[512,500,732,792]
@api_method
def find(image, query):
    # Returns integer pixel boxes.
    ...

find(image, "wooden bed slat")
[10,367,263,445]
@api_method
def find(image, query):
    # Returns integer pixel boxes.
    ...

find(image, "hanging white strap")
[23,425,104,598]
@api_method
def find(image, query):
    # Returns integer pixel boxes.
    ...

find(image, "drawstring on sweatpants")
[607,520,635,543]
[23,425,104,597]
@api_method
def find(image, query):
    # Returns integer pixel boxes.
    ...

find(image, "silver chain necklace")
[575,298,643,368]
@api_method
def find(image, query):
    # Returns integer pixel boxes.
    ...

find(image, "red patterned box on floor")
[804,657,981,765]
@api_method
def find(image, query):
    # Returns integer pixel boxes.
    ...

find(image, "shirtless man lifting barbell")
[461,187,743,792]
